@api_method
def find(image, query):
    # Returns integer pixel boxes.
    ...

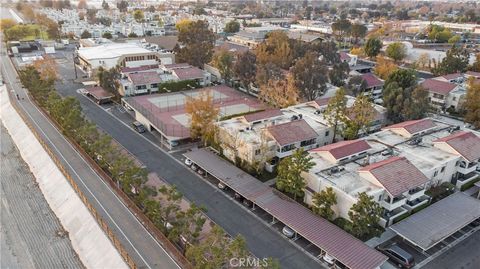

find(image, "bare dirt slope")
[0,123,84,269]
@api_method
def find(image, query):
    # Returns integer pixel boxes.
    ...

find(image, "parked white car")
[282,226,295,238]
[184,158,192,166]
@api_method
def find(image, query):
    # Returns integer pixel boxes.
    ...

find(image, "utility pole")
[73,52,78,79]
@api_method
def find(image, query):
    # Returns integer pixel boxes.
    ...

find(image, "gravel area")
[0,123,84,269]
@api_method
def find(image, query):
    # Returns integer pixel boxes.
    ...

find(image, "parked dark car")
[132,121,146,133]
[377,244,415,268]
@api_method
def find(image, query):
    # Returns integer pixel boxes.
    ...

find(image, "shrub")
[460,177,480,191]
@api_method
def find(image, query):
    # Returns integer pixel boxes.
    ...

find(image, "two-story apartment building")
[216,96,386,172]
[303,118,480,227]
[420,72,472,112]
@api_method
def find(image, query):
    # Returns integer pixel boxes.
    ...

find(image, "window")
[441,166,445,173]
[434,170,438,177]
[300,138,316,147]
[255,149,261,155]
[325,131,330,137]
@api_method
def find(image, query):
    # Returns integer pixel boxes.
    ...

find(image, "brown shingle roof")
[173,67,204,80]
[359,156,429,197]
[314,97,331,107]
[433,131,480,162]
[312,139,371,160]
[243,109,283,122]
[144,36,179,51]
[361,73,384,88]
[421,79,457,95]
[267,119,318,146]
[383,119,436,135]
[442,72,462,80]
[128,71,162,85]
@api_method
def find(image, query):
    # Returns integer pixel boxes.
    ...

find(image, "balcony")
[380,207,408,227]
[405,187,426,201]
[403,195,430,212]
[457,162,478,175]
[456,172,479,189]
[381,195,407,211]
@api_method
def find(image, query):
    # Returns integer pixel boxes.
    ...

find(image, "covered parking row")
[390,192,480,252]
[184,148,387,269]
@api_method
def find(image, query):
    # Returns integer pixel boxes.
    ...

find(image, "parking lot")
[180,159,332,268]
[378,217,480,268]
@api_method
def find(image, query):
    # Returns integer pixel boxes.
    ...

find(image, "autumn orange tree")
[374,56,398,80]
[32,55,58,83]
[255,30,293,69]
[464,78,480,129]
[185,90,219,145]
[259,74,299,108]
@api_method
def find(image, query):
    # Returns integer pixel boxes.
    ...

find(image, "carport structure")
[184,148,387,269]
[390,192,480,252]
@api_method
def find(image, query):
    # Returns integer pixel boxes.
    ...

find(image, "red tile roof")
[314,97,331,107]
[466,71,480,78]
[85,86,114,99]
[421,79,457,95]
[312,139,371,160]
[128,71,162,85]
[361,73,384,88]
[359,156,429,197]
[267,119,318,146]
[339,51,351,62]
[173,66,205,80]
[383,119,436,135]
[243,109,283,123]
[120,64,158,73]
[163,63,191,70]
[442,72,462,80]
[433,131,480,162]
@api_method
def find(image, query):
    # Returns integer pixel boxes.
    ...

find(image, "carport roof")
[390,192,480,251]
[183,149,270,200]
[184,148,387,269]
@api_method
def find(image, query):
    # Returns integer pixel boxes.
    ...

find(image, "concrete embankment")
[0,85,128,269]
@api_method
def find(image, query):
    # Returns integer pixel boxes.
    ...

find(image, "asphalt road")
[52,42,322,269]
[0,24,181,269]
[423,230,480,269]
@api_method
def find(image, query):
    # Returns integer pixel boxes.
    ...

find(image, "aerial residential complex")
[304,118,480,227]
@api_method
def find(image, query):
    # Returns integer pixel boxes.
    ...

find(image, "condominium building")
[303,118,480,227]
[216,96,386,172]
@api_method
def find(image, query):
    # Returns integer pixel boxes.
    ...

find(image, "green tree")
[224,20,240,33]
[291,51,328,101]
[343,94,376,140]
[350,23,367,44]
[448,35,461,44]
[80,30,91,38]
[133,10,144,22]
[128,32,138,38]
[346,75,368,96]
[403,86,430,120]
[102,32,112,39]
[233,50,256,93]
[157,185,182,233]
[385,68,417,90]
[101,0,109,10]
[276,148,314,201]
[116,0,128,12]
[211,49,234,82]
[432,45,469,76]
[96,66,120,98]
[464,79,480,129]
[332,19,352,43]
[175,20,216,68]
[346,192,382,239]
[310,41,340,65]
[312,187,337,220]
[170,203,206,245]
[329,62,350,87]
[364,37,383,59]
[385,42,407,63]
[324,87,347,142]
